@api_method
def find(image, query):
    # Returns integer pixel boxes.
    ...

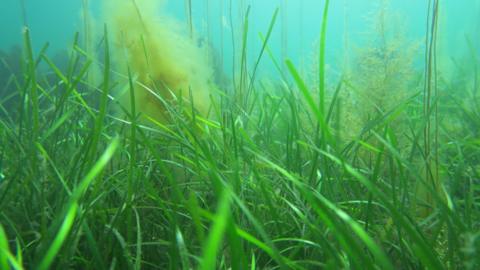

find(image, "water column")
[299,0,304,77]
[184,0,193,39]
[219,0,224,73]
[281,0,288,74]
[343,0,350,76]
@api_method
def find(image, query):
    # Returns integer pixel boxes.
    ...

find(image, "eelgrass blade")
[238,6,251,106]
[35,143,72,194]
[247,8,279,95]
[36,203,78,270]
[22,27,39,139]
[318,0,330,117]
[71,137,119,203]
[317,149,446,270]
[200,190,231,270]
[87,25,111,168]
[285,59,331,142]
[36,138,119,270]
[0,225,23,270]
[0,224,10,270]
[175,227,191,270]
[134,208,142,270]
[253,151,392,269]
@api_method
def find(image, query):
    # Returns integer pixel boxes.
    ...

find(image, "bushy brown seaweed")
[103,0,216,122]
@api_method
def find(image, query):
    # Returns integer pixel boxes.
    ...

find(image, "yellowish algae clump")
[104,0,215,122]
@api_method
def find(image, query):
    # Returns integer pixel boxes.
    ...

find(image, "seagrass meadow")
[0,0,479,269]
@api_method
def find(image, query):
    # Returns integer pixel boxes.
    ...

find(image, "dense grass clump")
[0,2,479,270]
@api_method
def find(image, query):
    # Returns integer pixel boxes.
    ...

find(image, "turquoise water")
[1,0,478,78]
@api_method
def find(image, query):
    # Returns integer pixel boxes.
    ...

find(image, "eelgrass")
[0,3,478,270]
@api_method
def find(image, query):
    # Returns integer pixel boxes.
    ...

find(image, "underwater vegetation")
[0,0,479,269]
[0,46,23,113]
[104,0,216,122]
